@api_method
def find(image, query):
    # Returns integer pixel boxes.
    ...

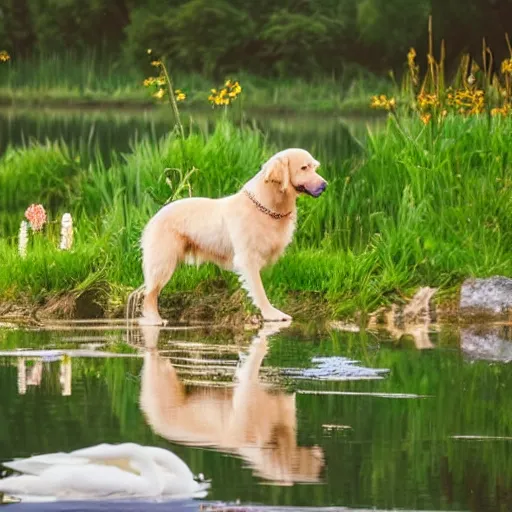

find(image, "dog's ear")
[263,156,289,193]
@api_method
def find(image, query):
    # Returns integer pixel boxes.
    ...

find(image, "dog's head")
[263,148,327,197]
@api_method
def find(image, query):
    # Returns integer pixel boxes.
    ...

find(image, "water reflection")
[139,323,324,485]
[0,107,379,164]
[0,321,512,509]
[461,325,512,362]
[16,356,71,396]
[367,287,438,350]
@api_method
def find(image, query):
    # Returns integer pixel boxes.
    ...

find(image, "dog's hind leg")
[140,225,184,326]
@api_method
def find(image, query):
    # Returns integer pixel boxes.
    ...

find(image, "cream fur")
[139,324,324,484]
[140,148,327,325]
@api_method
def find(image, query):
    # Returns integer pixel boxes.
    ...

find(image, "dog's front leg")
[234,255,292,322]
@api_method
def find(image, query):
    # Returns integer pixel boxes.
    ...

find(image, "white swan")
[0,442,209,502]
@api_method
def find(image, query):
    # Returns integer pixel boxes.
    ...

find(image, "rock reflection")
[461,325,512,363]
[367,287,437,350]
[139,323,324,485]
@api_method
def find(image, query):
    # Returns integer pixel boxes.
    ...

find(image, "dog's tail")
[126,284,145,322]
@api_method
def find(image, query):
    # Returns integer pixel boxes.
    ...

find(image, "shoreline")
[0,284,499,331]
[0,94,383,117]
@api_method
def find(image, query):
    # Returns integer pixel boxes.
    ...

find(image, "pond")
[0,106,383,164]
[0,320,511,511]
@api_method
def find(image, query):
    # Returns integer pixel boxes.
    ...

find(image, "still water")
[0,106,381,163]
[0,321,511,511]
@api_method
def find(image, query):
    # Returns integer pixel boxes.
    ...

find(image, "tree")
[356,0,430,69]
[125,0,253,76]
[1,0,36,56]
[261,10,333,75]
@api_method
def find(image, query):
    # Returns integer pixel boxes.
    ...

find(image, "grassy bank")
[1,113,512,323]
[0,52,391,114]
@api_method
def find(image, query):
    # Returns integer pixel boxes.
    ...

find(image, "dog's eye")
[301,165,308,171]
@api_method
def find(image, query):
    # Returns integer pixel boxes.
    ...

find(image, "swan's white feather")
[0,443,209,502]
[3,453,90,475]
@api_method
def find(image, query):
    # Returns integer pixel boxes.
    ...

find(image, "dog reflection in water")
[139,323,324,485]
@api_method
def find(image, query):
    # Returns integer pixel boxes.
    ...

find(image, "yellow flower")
[0,50,10,62]
[209,80,242,106]
[420,113,432,125]
[143,77,156,87]
[491,103,510,117]
[370,94,396,111]
[446,88,485,115]
[153,88,165,99]
[175,89,186,101]
[501,58,512,74]
[147,49,152,55]
[151,60,162,67]
[416,92,440,111]
[407,47,419,86]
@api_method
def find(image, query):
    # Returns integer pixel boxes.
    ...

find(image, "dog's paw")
[262,307,292,322]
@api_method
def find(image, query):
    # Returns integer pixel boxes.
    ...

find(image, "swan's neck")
[128,451,164,495]
[74,444,165,496]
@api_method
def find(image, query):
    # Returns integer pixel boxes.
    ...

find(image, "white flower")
[18,221,28,258]
[59,213,73,250]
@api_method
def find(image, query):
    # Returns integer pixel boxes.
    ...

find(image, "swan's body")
[0,443,209,502]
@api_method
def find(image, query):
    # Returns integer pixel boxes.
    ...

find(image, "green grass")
[0,52,392,114]
[1,114,512,320]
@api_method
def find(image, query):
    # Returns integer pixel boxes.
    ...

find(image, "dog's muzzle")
[295,181,327,198]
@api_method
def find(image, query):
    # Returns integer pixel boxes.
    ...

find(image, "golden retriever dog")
[139,323,324,484]
[139,148,327,325]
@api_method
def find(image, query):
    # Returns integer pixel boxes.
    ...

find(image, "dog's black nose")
[317,182,327,195]
[310,182,327,197]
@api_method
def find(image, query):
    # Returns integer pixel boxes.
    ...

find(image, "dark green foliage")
[1,0,511,78]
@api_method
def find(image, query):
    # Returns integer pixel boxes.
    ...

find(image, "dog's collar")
[243,189,292,220]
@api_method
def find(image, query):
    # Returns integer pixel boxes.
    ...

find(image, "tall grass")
[1,115,512,317]
[0,52,143,102]
[0,142,82,236]
[0,52,392,113]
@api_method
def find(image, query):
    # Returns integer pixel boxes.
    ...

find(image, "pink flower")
[25,204,47,231]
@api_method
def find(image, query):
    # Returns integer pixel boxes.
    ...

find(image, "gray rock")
[461,327,512,363]
[460,276,512,318]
